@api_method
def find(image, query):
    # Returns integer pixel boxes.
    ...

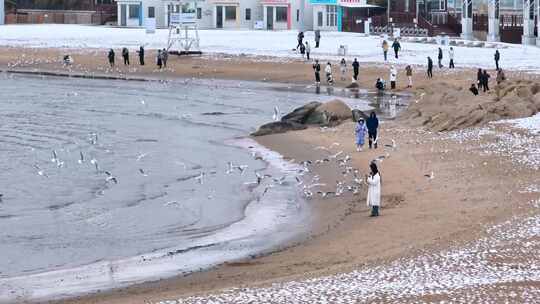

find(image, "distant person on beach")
[352,58,359,81]
[366,162,381,217]
[469,83,479,95]
[305,41,311,60]
[325,62,334,85]
[405,65,413,88]
[313,59,321,85]
[137,46,145,65]
[340,58,347,81]
[108,49,115,67]
[392,39,401,59]
[448,47,455,69]
[122,47,130,65]
[389,65,397,90]
[438,47,443,68]
[477,68,483,90]
[366,112,379,149]
[375,78,385,91]
[314,30,321,48]
[382,40,389,61]
[156,49,163,69]
[427,57,433,78]
[299,43,306,58]
[161,49,168,68]
[297,31,304,49]
[63,55,73,66]
[355,118,367,152]
[496,69,506,85]
[482,70,491,92]
[494,49,500,70]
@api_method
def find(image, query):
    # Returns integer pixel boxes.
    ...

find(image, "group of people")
[107,46,168,69]
[312,57,361,86]
[381,39,401,61]
[297,30,321,61]
[355,112,382,217]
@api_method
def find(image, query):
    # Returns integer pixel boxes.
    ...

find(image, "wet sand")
[0,47,538,303]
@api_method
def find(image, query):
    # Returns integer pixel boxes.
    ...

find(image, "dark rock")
[305,99,353,126]
[352,109,369,122]
[346,82,360,89]
[251,121,307,136]
[281,101,322,124]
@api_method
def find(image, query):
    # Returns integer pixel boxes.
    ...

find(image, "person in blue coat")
[355,118,368,152]
[366,111,379,149]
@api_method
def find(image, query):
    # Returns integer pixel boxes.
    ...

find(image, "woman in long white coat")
[366,162,381,216]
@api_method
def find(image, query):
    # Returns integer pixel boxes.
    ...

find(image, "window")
[197,7,202,19]
[129,4,139,18]
[276,6,287,22]
[148,6,155,18]
[317,11,323,27]
[326,5,336,27]
[225,6,236,20]
[296,9,299,22]
[245,8,251,20]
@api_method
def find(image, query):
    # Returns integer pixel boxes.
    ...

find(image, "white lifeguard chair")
[167,0,202,56]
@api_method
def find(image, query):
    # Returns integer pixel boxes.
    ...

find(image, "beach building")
[115,0,312,30]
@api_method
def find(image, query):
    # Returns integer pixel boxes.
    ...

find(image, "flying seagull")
[78,151,85,164]
[105,171,118,184]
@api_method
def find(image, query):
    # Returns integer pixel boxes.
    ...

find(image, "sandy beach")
[0,46,539,303]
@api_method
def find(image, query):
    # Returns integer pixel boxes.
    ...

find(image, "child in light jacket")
[355,118,368,151]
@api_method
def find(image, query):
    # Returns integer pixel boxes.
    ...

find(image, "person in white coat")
[448,47,455,69]
[325,62,334,85]
[389,65,397,90]
[366,162,381,216]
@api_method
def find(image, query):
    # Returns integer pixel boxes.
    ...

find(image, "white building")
[116,0,312,30]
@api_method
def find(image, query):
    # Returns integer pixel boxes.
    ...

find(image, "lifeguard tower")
[167,0,202,56]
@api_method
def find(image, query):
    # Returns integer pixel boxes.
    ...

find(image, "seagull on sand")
[273,106,280,121]
[139,168,148,176]
[424,171,434,180]
[385,139,397,149]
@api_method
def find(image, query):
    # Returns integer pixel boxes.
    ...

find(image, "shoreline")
[0,47,538,303]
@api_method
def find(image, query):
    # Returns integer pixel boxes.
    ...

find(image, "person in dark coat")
[477,68,483,91]
[161,48,168,68]
[437,47,443,68]
[494,49,500,70]
[366,111,379,149]
[352,58,359,81]
[314,30,321,48]
[312,59,321,85]
[108,49,115,67]
[122,47,129,65]
[375,78,385,91]
[482,70,491,92]
[427,57,433,78]
[469,83,479,95]
[297,31,304,49]
[137,46,145,65]
[391,39,401,59]
[156,49,163,69]
[299,43,306,58]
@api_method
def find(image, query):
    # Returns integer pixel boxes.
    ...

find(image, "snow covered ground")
[3,24,540,71]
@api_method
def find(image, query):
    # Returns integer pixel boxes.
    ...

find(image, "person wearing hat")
[355,118,368,152]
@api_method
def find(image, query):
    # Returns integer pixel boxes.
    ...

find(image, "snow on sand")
[3,24,540,71]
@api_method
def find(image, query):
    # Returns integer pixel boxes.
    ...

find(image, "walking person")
[314,30,321,48]
[405,64,413,88]
[299,43,306,58]
[122,47,129,65]
[313,59,321,85]
[448,47,455,69]
[339,58,347,81]
[494,49,500,70]
[382,40,389,61]
[297,31,304,50]
[156,49,163,69]
[366,162,381,217]
[427,57,433,78]
[107,49,115,67]
[305,41,311,60]
[137,46,145,66]
[325,62,334,85]
[477,68,483,91]
[352,58,359,81]
[389,65,397,89]
[366,112,379,149]
[437,47,443,68]
[355,118,367,152]
[392,39,401,59]
[161,48,168,68]
[482,70,491,92]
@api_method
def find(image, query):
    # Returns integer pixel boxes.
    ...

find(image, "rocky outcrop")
[252,99,356,136]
